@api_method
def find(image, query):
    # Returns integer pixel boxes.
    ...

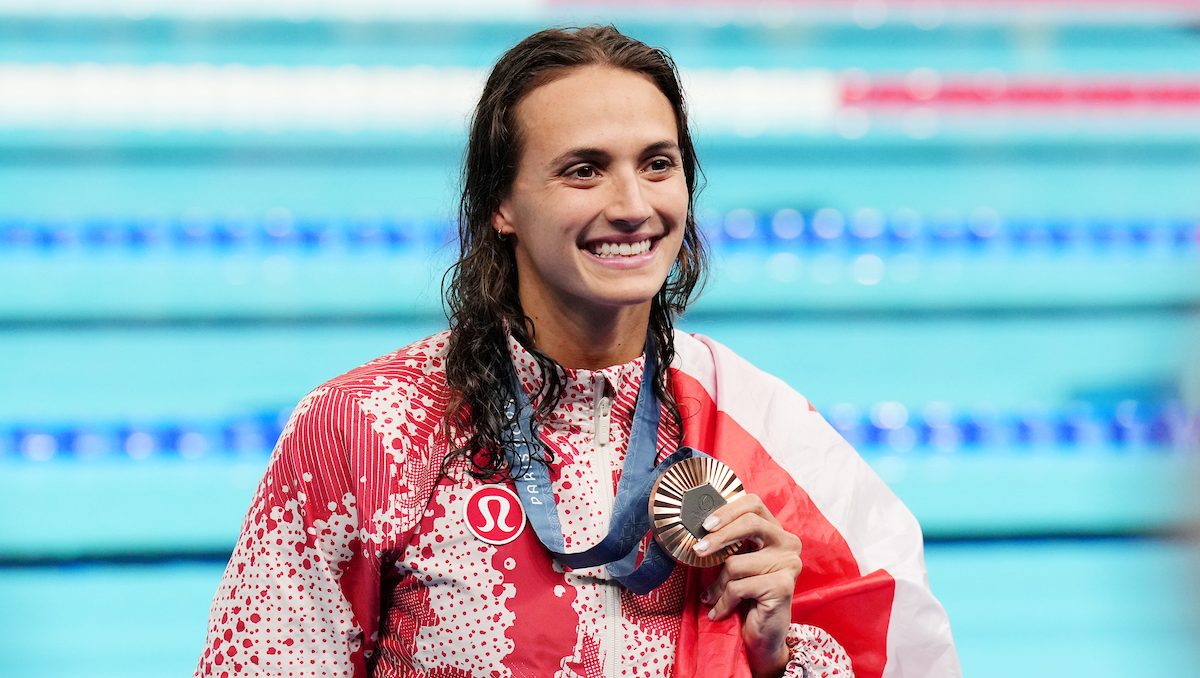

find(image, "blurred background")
[1,0,1198,676]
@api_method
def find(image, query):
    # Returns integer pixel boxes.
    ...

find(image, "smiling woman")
[195,26,960,678]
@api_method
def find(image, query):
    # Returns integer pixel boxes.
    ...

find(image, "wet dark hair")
[442,25,707,479]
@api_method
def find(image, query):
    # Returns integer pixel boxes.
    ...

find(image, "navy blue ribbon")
[504,345,694,594]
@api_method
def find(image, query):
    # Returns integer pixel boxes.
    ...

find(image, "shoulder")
[278,330,454,449]
[319,330,452,402]
[267,332,453,529]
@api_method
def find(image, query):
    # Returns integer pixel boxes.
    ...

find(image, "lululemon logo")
[464,485,526,545]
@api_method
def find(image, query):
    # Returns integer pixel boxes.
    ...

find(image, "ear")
[491,200,515,236]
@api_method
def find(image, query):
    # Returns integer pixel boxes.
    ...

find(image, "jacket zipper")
[596,389,612,449]
[593,379,621,676]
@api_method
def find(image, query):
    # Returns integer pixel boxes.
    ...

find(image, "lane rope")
[2,209,1195,253]
[3,399,1195,461]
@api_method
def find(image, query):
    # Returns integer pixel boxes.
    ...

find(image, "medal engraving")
[649,455,745,567]
[679,483,726,537]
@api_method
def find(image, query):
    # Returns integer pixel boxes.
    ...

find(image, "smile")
[586,239,653,258]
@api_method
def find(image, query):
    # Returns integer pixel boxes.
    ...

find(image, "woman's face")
[494,65,688,325]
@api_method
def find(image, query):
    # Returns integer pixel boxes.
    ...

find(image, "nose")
[603,169,653,229]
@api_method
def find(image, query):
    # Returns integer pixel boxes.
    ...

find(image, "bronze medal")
[649,455,745,567]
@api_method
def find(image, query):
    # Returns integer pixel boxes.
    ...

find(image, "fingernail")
[702,515,720,531]
[707,608,716,620]
[692,540,709,553]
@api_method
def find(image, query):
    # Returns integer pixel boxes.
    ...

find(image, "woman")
[197,26,959,678]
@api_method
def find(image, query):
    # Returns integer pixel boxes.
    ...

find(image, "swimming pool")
[1,3,1197,675]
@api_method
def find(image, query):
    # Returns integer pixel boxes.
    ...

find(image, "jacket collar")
[506,334,645,434]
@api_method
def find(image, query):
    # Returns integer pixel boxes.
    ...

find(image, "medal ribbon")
[504,345,696,594]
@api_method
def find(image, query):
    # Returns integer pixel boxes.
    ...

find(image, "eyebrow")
[546,140,681,171]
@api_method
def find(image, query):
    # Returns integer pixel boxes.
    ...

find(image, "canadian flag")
[670,333,960,677]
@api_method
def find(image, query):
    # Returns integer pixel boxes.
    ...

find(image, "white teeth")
[589,239,652,258]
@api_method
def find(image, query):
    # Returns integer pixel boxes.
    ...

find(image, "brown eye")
[569,165,597,179]
[648,158,673,172]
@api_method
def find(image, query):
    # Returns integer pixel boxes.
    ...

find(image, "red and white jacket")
[196,331,960,677]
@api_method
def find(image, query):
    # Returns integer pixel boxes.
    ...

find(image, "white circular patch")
[462,485,526,546]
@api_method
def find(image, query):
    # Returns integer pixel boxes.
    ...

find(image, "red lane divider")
[846,80,1200,108]
[551,0,1198,7]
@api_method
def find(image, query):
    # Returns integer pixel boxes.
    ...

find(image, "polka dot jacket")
[195,331,959,677]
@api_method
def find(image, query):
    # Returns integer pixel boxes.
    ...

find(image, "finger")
[707,571,796,621]
[701,549,783,605]
[700,493,778,535]
[694,512,799,558]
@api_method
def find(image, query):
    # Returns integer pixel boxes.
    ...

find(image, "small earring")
[495,229,509,241]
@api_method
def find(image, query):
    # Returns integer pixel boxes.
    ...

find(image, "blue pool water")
[1,4,1197,676]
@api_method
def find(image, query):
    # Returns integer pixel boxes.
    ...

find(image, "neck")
[518,290,651,370]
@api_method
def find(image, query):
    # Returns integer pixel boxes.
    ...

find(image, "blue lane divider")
[1,209,1195,254]
[0,212,455,252]
[2,400,1195,462]
[697,208,1199,253]
[823,400,1198,454]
